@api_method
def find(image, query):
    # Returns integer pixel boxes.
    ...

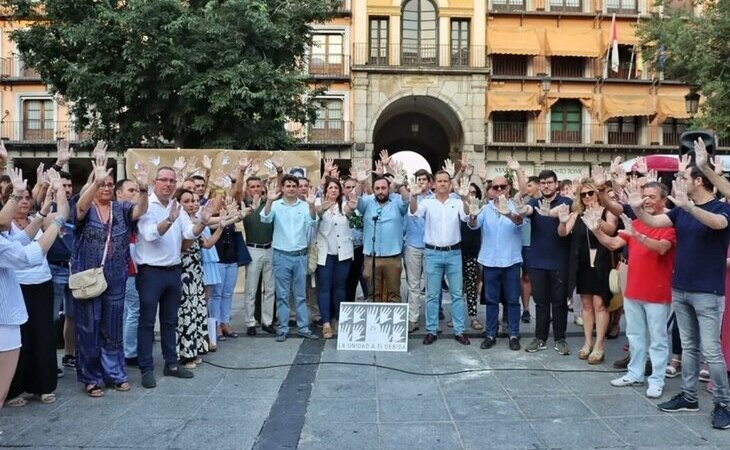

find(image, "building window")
[451,20,469,67]
[607,116,638,145]
[23,99,54,142]
[369,17,388,64]
[662,119,688,146]
[491,0,525,12]
[310,34,344,76]
[311,99,344,142]
[550,57,584,78]
[551,100,582,143]
[608,45,638,79]
[492,112,527,143]
[550,0,582,12]
[491,55,528,76]
[401,0,438,66]
[605,0,637,13]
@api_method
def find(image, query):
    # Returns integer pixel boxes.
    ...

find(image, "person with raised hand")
[516,170,573,355]
[556,179,618,365]
[2,168,69,408]
[134,166,207,389]
[630,165,730,429]
[468,175,524,351]
[260,174,319,342]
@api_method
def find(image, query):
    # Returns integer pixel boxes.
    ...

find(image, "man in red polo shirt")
[583,181,676,399]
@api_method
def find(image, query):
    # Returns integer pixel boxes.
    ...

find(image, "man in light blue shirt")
[468,176,524,351]
[260,174,319,341]
[357,176,408,302]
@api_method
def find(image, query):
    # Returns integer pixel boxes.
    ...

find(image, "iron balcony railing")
[488,0,651,14]
[286,120,352,145]
[0,121,91,143]
[352,43,488,69]
[489,121,702,147]
[306,53,350,78]
[0,56,42,80]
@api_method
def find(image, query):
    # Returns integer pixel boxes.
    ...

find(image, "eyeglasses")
[156,178,177,184]
[100,183,114,189]
[491,185,508,191]
[580,191,596,198]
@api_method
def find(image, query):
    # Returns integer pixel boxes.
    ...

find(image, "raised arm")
[76,153,112,222]
[694,139,730,199]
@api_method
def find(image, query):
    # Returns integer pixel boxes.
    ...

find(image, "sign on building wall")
[337,302,409,352]
[485,162,535,180]
[543,163,591,180]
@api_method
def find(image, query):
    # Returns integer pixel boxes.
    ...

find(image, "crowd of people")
[1,139,730,430]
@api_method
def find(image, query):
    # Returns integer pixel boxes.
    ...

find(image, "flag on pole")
[610,14,619,73]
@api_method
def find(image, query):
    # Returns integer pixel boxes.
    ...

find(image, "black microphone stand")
[371,214,378,301]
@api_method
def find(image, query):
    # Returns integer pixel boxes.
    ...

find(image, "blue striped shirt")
[0,232,45,325]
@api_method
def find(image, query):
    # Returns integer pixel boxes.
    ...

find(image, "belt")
[365,254,401,259]
[138,264,181,271]
[247,242,272,249]
[274,248,308,257]
[49,260,70,266]
[425,243,461,251]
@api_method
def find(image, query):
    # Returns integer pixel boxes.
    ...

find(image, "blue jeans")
[50,264,73,320]
[210,263,238,325]
[673,289,730,404]
[273,250,310,336]
[316,255,352,323]
[483,264,521,339]
[424,248,466,334]
[123,276,140,358]
[136,266,182,372]
[624,297,669,388]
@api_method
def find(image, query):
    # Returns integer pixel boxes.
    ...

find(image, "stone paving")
[2,297,730,449]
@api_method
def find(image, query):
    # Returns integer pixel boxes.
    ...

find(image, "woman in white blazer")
[316,177,355,339]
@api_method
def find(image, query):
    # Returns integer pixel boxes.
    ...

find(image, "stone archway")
[372,95,464,173]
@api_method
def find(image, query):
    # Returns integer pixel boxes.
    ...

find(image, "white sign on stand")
[336,302,409,352]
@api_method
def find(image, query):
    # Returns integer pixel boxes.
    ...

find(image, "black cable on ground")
[202,360,626,376]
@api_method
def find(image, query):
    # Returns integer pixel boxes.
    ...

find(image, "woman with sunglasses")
[556,179,617,364]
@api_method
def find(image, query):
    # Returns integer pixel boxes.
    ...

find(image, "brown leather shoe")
[454,334,471,346]
[613,353,630,369]
[422,333,437,345]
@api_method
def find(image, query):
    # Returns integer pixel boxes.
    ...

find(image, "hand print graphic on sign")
[336,302,409,352]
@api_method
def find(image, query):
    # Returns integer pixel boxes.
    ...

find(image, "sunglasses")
[580,191,596,198]
[491,184,508,191]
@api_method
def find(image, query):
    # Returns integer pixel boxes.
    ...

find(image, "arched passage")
[372,95,464,173]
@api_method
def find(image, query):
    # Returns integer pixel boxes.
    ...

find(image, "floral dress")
[177,238,208,361]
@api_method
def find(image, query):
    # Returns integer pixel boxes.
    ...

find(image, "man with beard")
[517,170,573,355]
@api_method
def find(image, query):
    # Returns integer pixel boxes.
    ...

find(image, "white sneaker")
[610,375,643,387]
[646,385,663,398]
[574,316,584,326]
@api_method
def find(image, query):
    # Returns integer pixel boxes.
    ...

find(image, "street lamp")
[684,87,700,116]
[537,73,552,105]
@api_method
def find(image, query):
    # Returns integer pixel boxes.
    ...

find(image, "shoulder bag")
[69,204,112,299]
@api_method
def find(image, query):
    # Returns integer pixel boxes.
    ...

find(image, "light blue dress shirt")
[404,192,433,249]
[260,198,317,252]
[357,193,407,257]
[0,231,44,325]
[470,200,523,268]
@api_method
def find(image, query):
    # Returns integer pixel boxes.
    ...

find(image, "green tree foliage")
[7,0,338,148]
[638,0,730,138]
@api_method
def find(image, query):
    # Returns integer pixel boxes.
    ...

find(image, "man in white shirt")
[410,170,471,346]
[135,167,209,388]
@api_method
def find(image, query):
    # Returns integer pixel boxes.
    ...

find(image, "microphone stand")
[371,214,378,301]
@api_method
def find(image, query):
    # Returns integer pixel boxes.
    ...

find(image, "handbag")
[69,205,112,300]
[232,228,252,266]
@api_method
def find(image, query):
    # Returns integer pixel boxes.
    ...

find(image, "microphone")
[372,207,383,222]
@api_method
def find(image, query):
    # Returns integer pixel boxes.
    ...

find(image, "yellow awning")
[544,29,603,57]
[487,28,541,55]
[600,94,656,122]
[487,91,541,116]
[545,93,594,111]
[656,96,690,122]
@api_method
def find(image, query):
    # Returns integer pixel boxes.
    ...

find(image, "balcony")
[0,121,91,144]
[489,121,686,147]
[352,44,488,70]
[488,0,650,14]
[335,0,351,14]
[0,56,42,81]
[286,120,352,145]
[306,54,350,79]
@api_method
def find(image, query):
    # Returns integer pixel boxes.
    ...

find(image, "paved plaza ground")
[2,296,730,450]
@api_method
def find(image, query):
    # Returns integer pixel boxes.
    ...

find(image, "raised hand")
[506,156,521,172]
[457,176,471,198]
[198,202,213,225]
[92,154,112,185]
[356,159,371,183]
[678,153,691,173]
[173,156,187,172]
[46,168,61,193]
[36,163,48,186]
[267,180,280,201]
[592,164,607,189]
[635,156,648,175]
[251,193,262,210]
[133,162,149,188]
[374,160,384,176]
[612,164,627,188]
[476,163,488,184]
[694,138,709,169]
[249,159,261,175]
[581,212,599,232]
[667,178,692,210]
[646,169,659,183]
[391,161,406,186]
[270,150,284,169]
[167,199,181,223]
[202,154,213,170]
[379,149,391,167]
[92,140,108,159]
[264,160,277,179]
[9,167,26,194]
[556,204,571,223]
[496,195,511,216]
[624,181,645,209]
[617,213,635,237]
[323,158,335,175]
[467,197,483,216]
[56,139,72,166]
[238,155,252,171]
[712,156,724,175]
[513,196,529,216]
[536,198,552,216]
[306,186,316,205]
[609,156,623,176]
[443,158,455,178]
[0,138,7,164]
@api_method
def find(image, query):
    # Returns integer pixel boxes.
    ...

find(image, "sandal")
[470,319,484,331]
[85,385,104,398]
[38,393,57,404]
[588,349,605,365]
[111,382,131,392]
[578,344,593,360]
[665,358,681,378]
[4,396,27,407]
[222,331,239,338]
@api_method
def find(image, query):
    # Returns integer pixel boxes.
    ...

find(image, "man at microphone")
[357,175,408,302]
